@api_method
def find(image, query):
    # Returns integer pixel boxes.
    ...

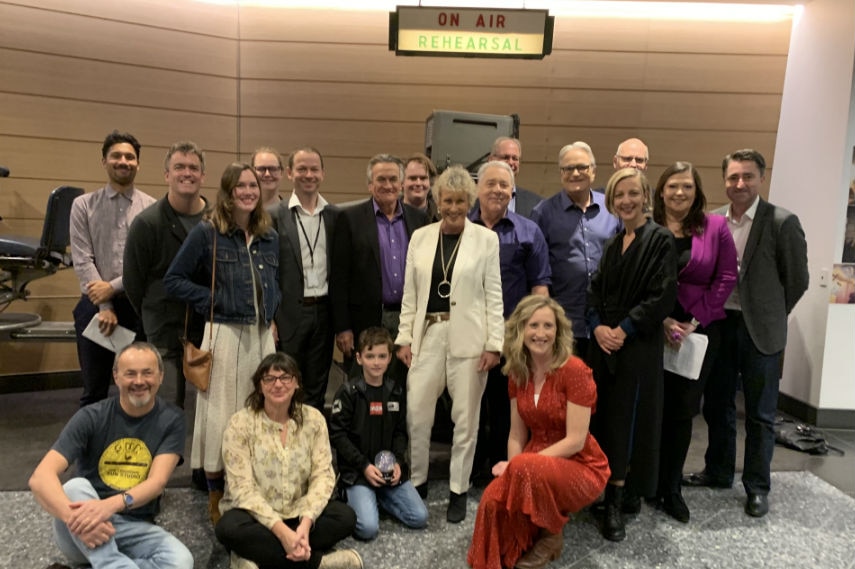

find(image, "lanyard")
[293,208,323,268]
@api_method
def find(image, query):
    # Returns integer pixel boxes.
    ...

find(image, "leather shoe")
[745,493,769,518]
[447,491,467,523]
[621,485,641,514]
[682,471,731,489]
[515,529,563,569]
[662,492,690,523]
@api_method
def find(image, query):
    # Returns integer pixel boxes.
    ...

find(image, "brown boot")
[208,489,224,526]
[515,528,563,569]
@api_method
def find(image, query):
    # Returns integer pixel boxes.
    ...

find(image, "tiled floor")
[1,379,853,569]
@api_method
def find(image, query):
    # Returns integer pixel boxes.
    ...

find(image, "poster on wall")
[843,148,855,262]
[829,264,855,304]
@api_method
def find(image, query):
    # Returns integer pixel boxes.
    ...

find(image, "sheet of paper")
[663,332,709,380]
[82,313,136,353]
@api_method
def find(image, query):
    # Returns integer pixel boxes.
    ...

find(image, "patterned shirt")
[220,405,335,529]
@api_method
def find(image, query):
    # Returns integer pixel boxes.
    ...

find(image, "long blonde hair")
[502,295,574,386]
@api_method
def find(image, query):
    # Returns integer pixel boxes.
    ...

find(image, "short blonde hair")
[434,165,477,208]
[502,295,574,386]
[604,167,651,216]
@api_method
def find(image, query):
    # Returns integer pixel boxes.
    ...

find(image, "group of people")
[27,130,809,569]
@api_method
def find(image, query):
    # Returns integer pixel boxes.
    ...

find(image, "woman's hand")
[593,325,624,354]
[663,317,696,348]
[270,320,279,345]
[478,351,500,372]
[278,523,311,562]
[396,345,413,368]
[491,461,509,478]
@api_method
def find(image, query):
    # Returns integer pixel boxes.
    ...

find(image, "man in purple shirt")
[531,141,620,361]
[470,160,551,477]
[330,154,428,381]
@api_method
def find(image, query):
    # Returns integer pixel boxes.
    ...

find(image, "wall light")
[197,0,798,23]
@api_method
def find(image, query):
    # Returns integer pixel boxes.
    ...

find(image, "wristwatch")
[122,491,134,511]
[690,318,700,328]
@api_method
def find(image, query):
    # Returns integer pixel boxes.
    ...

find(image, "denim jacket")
[164,221,280,325]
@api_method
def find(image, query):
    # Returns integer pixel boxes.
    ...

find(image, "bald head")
[613,138,649,171]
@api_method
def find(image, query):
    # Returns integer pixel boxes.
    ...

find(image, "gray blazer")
[715,198,808,355]
[513,186,542,219]
[269,200,340,344]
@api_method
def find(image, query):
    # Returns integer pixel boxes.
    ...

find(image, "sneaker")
[319,549,363,569]
[447,491,467,523]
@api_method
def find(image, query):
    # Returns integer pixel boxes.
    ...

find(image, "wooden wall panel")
[0,1,793,378]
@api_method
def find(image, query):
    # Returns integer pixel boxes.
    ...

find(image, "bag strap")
[207,228,217,346]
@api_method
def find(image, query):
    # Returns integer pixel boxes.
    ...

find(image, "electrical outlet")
[819,268,829,288]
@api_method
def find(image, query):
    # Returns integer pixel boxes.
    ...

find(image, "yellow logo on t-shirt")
[98,438,152,490]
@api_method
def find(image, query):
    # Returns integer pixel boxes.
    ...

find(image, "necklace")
[437,231,463,299]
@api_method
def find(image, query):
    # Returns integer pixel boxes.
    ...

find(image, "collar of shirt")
[372,198,403,220]
[468,205,512,228]
[105,183,136,201]
[726,195,760,224]
[288,191,327,215]
[558,188,597,212]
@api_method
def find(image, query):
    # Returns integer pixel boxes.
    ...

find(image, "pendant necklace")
[437,230,462,299]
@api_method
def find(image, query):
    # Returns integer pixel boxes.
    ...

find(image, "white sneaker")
[319,549,363,569]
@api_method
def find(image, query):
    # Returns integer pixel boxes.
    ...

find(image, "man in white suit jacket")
[396,166,504,523]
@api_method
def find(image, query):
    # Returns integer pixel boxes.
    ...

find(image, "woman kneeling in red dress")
[468,295,610,569]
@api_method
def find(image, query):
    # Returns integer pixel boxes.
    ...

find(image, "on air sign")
[390,6,553,59]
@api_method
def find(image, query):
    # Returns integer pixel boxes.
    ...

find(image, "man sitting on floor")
[29,342,193,569]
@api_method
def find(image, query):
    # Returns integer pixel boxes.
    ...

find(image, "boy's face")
[356,343,391,384]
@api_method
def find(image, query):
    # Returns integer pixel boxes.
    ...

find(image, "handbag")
[182,229,217,392]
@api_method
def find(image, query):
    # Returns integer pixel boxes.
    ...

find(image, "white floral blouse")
[220,405,335,529]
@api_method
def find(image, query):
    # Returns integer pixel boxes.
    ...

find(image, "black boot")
[602,484,626,542]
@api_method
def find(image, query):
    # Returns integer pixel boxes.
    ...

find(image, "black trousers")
[279,302,334,412]
[215,501,356,569]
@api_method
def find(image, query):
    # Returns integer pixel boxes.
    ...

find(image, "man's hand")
[363,464,386,487]
[478,351,500,372]
[396,345,412,368]
[86,281,115,305]
[336,330,354,358]
[98,309,118,336]
[66,498,119,535]
[78,520,116,549]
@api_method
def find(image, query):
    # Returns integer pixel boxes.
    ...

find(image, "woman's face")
[612,176,646,226]
[259,367,298,407]
[662,171,696,220]
[232,169,261,216]
[524,306,557,359]
[438,188,470,234]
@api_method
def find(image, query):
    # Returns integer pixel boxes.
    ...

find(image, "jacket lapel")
[282,207,304,273]
[740,199,769,276]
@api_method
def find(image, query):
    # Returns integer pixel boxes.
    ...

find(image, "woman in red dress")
[468,295,610,569]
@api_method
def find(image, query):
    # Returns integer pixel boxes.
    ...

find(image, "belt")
[425,312,450,325]
[383,303,401,312]
[302,295,328,306]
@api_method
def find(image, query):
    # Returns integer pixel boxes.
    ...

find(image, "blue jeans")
[702,311,781,495]
[53,478,193,569]
[345,481,428,540]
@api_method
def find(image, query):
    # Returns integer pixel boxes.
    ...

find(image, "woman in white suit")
[396,165,505,524]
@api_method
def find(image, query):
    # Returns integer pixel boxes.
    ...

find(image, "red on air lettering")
[475,14,506,28]
[438,12,460,26]
[370,401,383,415]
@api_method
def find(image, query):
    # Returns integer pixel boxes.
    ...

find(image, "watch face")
[123,492,133,509]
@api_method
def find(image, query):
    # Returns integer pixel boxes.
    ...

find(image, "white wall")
[772,0,855,414]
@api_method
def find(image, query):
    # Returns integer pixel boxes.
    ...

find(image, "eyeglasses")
[559,164,591,174]
[261,373,296,385]
[616,156,648,166]
[255,166,282,174]
[493,153,520,162]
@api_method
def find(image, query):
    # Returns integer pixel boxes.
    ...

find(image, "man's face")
[402,161,431,208]
[613,139,649,171]
[369,162,402,211]
[102,142,139,188]
[253,152,283,196]
[559,148,596,196]
[490,140,521,174]
[287,151,324,196]
[477,165,513,219]
[724,159,764,211]
[164,152,204,198]
[114,347,163,411]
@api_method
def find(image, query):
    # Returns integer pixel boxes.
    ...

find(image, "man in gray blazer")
[488,137,541,218]
[684,149,809,518]
[269,147,339,411]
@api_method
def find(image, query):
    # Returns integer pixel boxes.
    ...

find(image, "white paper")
[82,314,136,353]
[663,332,709,380]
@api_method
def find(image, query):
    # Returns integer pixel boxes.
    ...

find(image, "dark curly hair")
[245,352,304,430]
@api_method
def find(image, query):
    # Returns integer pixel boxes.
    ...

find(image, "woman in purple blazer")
[652,162,738,523]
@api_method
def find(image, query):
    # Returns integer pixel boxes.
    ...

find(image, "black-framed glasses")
[261,373,296,385]
[559,164,591,174]
[255,166,282,174]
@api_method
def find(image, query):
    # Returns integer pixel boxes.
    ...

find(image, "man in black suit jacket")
[330,154,428,380]
[488,136,541,218]
[684,149,809,519]
[269,147,340,410]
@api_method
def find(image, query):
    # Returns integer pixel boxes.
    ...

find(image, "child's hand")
[363,464,386,487]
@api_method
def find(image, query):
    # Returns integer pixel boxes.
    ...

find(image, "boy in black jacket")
[329,327,428,540]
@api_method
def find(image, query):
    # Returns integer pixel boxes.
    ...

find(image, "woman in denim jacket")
[165,162,280,523]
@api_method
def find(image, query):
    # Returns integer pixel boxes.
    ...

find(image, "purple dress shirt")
[374,199,409,306]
